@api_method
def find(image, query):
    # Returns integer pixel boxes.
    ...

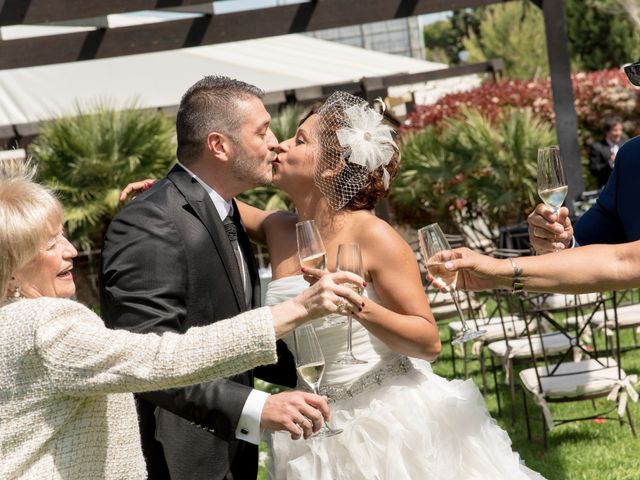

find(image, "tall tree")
[589,0,640,29]
[423,9,484,65]
[462,1,548,79]
[566,0,640,71]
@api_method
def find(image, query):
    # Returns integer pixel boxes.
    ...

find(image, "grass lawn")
[258,315,640,479]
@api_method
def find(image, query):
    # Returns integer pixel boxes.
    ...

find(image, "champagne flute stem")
[552,207,562,252]
[450,287,471,330]
[346,315,354,355]
[311,384,341,435]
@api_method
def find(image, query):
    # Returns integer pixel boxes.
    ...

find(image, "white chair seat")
[541,293,599,309]
[590,303,640,329]
[519,357,624,399]
[488,331,573,359]
[449,315,528,342]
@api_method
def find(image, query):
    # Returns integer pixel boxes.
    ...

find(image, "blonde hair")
[0,159,63,301]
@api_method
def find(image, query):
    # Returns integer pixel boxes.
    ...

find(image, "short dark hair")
[176,76,264,163]
[603,116,622,134]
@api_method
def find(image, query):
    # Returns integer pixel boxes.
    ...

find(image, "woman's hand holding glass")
[419,224,486,345]
[271,270,364,338]
[290,269,364,314]
[426,247,507,293]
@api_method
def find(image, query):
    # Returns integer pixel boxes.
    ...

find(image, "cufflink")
[240,428,249,435]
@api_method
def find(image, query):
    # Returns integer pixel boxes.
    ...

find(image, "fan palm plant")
[30,102,175,252]
[392,107,556,242]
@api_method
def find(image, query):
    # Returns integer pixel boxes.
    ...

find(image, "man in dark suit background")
[100,76,328,480]
[588,116,628,188]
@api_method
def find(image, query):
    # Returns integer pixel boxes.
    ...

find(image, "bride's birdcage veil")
[313,91,399,211]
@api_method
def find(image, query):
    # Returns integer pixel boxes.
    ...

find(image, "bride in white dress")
[237,92,544,480]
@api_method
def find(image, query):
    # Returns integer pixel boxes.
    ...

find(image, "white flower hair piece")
[313,92,399,210]
[335,103,396,189]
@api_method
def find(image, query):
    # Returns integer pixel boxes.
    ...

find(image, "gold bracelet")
[509,258,524,294]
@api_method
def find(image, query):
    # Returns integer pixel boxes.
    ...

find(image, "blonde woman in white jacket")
[0,167,363,480]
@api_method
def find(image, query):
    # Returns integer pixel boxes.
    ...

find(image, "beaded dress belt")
[317,356,414,402]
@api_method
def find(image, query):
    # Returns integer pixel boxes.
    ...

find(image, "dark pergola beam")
[539,0,584,205]
[0,0,512,26]
[0,0,513,70]
[0,0,209,26]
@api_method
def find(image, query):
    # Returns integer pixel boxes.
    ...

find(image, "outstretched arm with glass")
[427,241,640,295]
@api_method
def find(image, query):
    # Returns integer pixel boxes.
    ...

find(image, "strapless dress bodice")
[265,275,406,389]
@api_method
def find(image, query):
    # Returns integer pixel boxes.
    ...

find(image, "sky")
[136,1,452,25]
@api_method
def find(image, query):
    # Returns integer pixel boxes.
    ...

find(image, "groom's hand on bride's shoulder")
[260,391,330,440]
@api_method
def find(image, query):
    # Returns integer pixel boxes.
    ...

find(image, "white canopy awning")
[0,33,480,131]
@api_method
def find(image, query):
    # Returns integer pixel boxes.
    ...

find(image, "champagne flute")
[294,324,343,437]
[333,243,367,365]
[537,146,568,251]
[418,223,485,345]
[296,220,343,329]
[537,146,568,214]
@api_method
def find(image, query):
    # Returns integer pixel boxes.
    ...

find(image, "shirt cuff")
[235,389,269,445]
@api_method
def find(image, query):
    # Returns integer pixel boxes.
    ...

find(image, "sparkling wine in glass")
[537,146,568,214]
[294,324,343,437]
[296,220,343,329]
[537,146,568,251]
[333,243,367,365]
[418,223,485,345]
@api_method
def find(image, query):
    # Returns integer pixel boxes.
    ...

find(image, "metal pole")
[540,0,585,208]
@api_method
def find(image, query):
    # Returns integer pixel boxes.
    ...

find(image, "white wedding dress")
[265,276,544,480]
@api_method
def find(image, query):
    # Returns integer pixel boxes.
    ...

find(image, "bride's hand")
[294,270,364,318]
[270,271,364,337]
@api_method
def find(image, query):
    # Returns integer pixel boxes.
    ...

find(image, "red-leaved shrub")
[403,69,640,145]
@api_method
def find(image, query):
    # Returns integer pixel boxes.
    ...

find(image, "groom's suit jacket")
[100,164,296,480]
[575,135,640,246]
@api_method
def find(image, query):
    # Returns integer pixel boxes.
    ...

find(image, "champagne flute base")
[333,353,367,365]
[451,329,486,345]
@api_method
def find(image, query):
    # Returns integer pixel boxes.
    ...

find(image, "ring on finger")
[335,298,348,312]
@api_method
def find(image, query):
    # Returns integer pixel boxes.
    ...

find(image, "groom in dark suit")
[100,76,327,480]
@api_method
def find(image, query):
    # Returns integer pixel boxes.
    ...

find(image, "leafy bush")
[393,107,556,236]
[30,103,175,251]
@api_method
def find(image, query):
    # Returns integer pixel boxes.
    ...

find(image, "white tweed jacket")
[0,297,277,480]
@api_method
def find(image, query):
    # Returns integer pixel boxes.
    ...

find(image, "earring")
[13,285,21,298]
